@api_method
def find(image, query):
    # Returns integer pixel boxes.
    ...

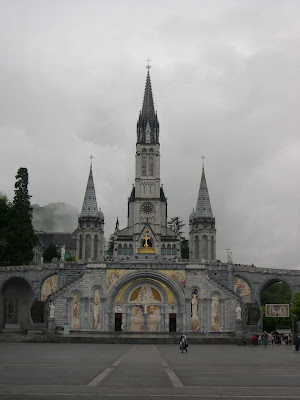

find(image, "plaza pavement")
[0,343,299,399]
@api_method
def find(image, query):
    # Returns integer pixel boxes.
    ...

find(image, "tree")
[168,216,189,259]
[291,292,300,322]
[9,168,37,265]
[261,282,292,305]
[43,244,59,263]
[107,234,114,257]
[168,217,185,237]
[0,193,12,264]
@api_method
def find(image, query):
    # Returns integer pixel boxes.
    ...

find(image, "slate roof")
[191,166,213,219]
[37,231,77,250]
[80,166,104,222]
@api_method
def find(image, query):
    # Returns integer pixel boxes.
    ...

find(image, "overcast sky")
[0,0,299,269]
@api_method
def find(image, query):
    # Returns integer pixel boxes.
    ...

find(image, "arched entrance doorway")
[0,278,33,329]
[108,274,183,333]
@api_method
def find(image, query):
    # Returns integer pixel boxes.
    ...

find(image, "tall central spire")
[137,69,159,144]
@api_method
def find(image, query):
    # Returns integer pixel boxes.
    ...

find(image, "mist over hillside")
[32,203,79,233]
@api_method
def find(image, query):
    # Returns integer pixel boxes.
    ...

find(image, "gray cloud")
[0,0,299,268]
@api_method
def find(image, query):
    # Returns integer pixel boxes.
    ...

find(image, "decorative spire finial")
[89,154,94,168]
[146,57,151,70]
[201,155,205,169]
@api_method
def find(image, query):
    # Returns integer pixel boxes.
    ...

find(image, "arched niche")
[234,276,251,303]
[0,277,33,329]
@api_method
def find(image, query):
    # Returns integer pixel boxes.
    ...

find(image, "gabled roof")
[137,223,158,241]
[37,231,77,250]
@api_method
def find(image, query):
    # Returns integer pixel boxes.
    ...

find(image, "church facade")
[1,70,300,335]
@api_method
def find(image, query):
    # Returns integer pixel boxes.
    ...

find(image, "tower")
[114,68,180,258]
[189,160,216,262]
[76,160,104,261]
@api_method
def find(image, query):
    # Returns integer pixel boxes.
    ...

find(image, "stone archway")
[0,277,33,329]
[260,278,292,332]
[106,271,185,333]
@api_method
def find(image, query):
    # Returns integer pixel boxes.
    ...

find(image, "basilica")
[1,70,300,335]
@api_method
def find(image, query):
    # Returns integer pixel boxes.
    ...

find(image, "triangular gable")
[137,223,157,242]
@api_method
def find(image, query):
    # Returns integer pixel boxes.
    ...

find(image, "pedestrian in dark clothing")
[180,334,188,353]
[294,335,300,351]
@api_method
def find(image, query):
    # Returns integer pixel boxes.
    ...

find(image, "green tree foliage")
[0,194,12,263]
[107,234,114,257]
[291,292,300,321]
[261,282,292,305]
[9,168,37,265]
[168,217,189,259]
[43,244,59,262]
[180,238,189,259]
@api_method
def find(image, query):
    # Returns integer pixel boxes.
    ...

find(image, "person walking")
[262,331,268,348]
[180,334,188,353]
[294,335,300,352]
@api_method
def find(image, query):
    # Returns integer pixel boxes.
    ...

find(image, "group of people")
[251,332,269,347]
[249,332,300,350]
[179,331,300,352]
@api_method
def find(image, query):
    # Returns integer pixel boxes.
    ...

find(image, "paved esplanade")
[0,343,299,399]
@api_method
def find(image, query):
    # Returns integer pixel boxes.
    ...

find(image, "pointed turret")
[80,166,100,219]
[137,70,159,144]
[76,161,104,261]
[189,160,216,262]
[194,166,213,218]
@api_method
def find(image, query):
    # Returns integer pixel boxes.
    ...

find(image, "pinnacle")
[194,166,213,218]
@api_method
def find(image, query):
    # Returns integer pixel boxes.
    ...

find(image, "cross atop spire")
[146,58,151,70]
[90,154,94,168]
[201,155,205,169]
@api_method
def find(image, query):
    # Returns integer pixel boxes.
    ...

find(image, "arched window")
[195,235,199,260]
[167,244,171,255]
[79,235,83,259]
[149,149,154,176]
[123,244,128,255]
[142,150,147,176]
[161,244,166,255]
[211,236,214,260]
[85,234,91,259]
[172,244,176,255]
[117,244,122,255]
[202,235,208,260]
[128,244,133,255]
[93,235,98,260]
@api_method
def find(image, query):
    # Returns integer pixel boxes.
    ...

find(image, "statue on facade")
[49,301,55,319]
[60,245,65,261]
[235,304,242,320]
